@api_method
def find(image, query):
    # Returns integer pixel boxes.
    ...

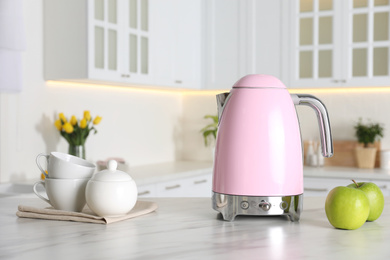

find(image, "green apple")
[347,180,385,221]
[325,186,370,230]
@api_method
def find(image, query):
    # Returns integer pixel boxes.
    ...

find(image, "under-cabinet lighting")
[182,87,390,95]
[288,87,390,94]
[47,81,390,95]
[46,80,183,95]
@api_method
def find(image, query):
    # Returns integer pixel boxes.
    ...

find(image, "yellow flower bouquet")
[54,111,102,159]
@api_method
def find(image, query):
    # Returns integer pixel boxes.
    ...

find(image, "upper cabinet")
[89,0,150,82]
[44,0,202,89]
[44,0,389,90]
[203,0,285,90]
[288,0,390,88]
[44,0,151,85]
[150,0,202,89]
[203,0,241,90]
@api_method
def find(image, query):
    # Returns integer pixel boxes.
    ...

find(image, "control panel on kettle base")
[239,199,290,214]
[212,192,303,217]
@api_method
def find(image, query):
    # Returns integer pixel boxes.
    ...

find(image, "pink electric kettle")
[212,74,333,222]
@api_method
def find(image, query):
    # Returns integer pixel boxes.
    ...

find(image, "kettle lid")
[233,74,286,89]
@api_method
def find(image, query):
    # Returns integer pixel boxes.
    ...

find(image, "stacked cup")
[34,152,96,212]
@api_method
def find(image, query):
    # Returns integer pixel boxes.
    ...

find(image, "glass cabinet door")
[290,0,342,87]
[124,0,149,77]
[88,0,150,82]
[291,0,339,87]
[348,0,390,82]
[90,0,120,77]
[290,0,390,87]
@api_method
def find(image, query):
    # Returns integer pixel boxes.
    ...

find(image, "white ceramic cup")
[33,178,89,212]
[36,152,95,179]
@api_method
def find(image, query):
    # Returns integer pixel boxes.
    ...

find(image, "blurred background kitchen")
[1,0,390,184]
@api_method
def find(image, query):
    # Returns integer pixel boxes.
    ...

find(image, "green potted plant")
[354,119,384,169]
[200,114,218,147]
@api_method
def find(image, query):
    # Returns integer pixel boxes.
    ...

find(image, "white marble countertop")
[0,196,389,259]
[129,161,213,186]
[1,162,390,197]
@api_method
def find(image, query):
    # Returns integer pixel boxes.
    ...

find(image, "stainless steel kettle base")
[212,192,303,222]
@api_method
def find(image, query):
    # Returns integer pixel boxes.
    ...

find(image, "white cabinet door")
[149,0,202,89]
[88,0,124,81]
[304,177,344,197]
[184,174,212,197]
[172,0,202,89]
[203,0,285,90]
[288,0,342,88]
[288,0,390,88]
[45,0,152,86]
[148,0,175,87]
[156,178,188,197]
[88,0,152,84]
[343,0,390,87]
[137,183,157,198]
[120,0,151,82]
[156,173,212,197]
[203,0,242,90]
[304,176,390,197]
[251,0,284,81]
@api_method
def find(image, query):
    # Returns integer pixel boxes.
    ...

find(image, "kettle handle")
[216,92,231,124]
[291,94,333,158]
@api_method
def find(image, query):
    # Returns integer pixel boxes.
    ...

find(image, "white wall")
[181,90,390,162]
[0,1,183,183]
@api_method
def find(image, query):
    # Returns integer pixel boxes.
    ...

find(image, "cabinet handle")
[332,79,347,83]
[138,190,151,196]
[194,179,207,185]
[304,187,328,192]
[377,185,388,189]
[175,80,182,84]
[165,184,181,190]
[121,74,130,78]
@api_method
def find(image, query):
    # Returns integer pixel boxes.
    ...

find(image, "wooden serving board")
[303,140,381,168]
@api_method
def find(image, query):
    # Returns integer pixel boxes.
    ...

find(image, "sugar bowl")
[85,160,138,217]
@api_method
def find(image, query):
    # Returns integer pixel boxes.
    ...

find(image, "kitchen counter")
[304,166,390,180]
[129,161,213,186]
[2,161,390,195]
[1,196,389,259]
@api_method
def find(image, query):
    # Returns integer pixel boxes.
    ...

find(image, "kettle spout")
[216,92,230,123]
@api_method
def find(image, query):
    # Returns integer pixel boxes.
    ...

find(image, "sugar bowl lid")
[90,160,133,182]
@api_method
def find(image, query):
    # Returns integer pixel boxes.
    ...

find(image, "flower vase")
[68,144,86,159]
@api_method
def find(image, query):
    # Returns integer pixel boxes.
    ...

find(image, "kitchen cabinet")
[137,173,212,198]
[203,0,241,90]
[150,0,202,89]
[44,0,202,89]
[304,176,390,197]
[136,183,157,197]
[89,0,150,82]
[203,0,285,90]
[44,0,151,85]
[288,0,390,88]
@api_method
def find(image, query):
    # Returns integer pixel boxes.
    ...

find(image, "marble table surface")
[0,196,389,260]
